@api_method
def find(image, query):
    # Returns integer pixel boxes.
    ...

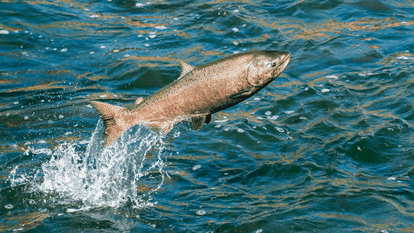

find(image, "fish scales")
[90,50,291,147]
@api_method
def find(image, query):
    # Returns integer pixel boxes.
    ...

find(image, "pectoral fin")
[192,115,206,131]
[230,88,255,99]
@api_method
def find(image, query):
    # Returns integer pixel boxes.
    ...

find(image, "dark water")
[1,0,414,232]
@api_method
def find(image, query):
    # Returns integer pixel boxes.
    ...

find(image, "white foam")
[155,26,167,30]
[321,89,330,93]
[61,48,67,52]
[192,165,201,171]
[214,119,229,123]
[397,56,411,60]
[33,122,166,209]
[267,115,279,120]
[232,28,239,32]
[0,30,9,34]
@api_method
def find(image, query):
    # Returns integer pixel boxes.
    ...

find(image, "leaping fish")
[90,50,291,147]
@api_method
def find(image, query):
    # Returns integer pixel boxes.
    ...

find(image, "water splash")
[33,121,166,209]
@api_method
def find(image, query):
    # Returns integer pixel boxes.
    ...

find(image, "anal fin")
[160,123,173,135]
[147,122,174,136]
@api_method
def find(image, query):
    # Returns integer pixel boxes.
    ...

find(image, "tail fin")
[90,101,128,147]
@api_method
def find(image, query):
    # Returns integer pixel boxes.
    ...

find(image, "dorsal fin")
[178,60,195,80]
[135,97,144,105]
[192,115,206,131]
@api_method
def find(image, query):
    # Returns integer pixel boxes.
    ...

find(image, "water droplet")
[61,48,67,52]
[196,210,206,215]
[265,111,272,116]
[24,116,29,120]
[100,45,105,48]
[0,30,9,34]
[321,89,330,93]
[90,15,99,18]
[232,28,239,32]
[193,165,201,171]
[237,128,244,133]
[5,204,13,209]
[275,127,284,132]
[59,115,64,119]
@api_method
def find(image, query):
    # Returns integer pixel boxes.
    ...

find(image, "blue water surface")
[1,0,414,232]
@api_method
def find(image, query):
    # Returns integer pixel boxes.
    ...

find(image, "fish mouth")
[280,53,291,70]
[272,52,291,77]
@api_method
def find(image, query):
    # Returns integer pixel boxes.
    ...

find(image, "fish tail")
[89,101,128,147]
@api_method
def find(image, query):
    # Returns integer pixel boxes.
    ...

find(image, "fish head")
[246,50,291,87]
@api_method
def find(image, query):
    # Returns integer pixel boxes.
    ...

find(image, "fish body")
[90,50,291,146]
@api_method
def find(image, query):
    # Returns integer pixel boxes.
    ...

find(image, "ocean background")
[1,0,414,232]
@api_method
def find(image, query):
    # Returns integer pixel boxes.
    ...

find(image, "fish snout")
[247,51,291,87]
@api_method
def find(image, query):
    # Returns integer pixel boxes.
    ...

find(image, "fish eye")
[271,62,277,67]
